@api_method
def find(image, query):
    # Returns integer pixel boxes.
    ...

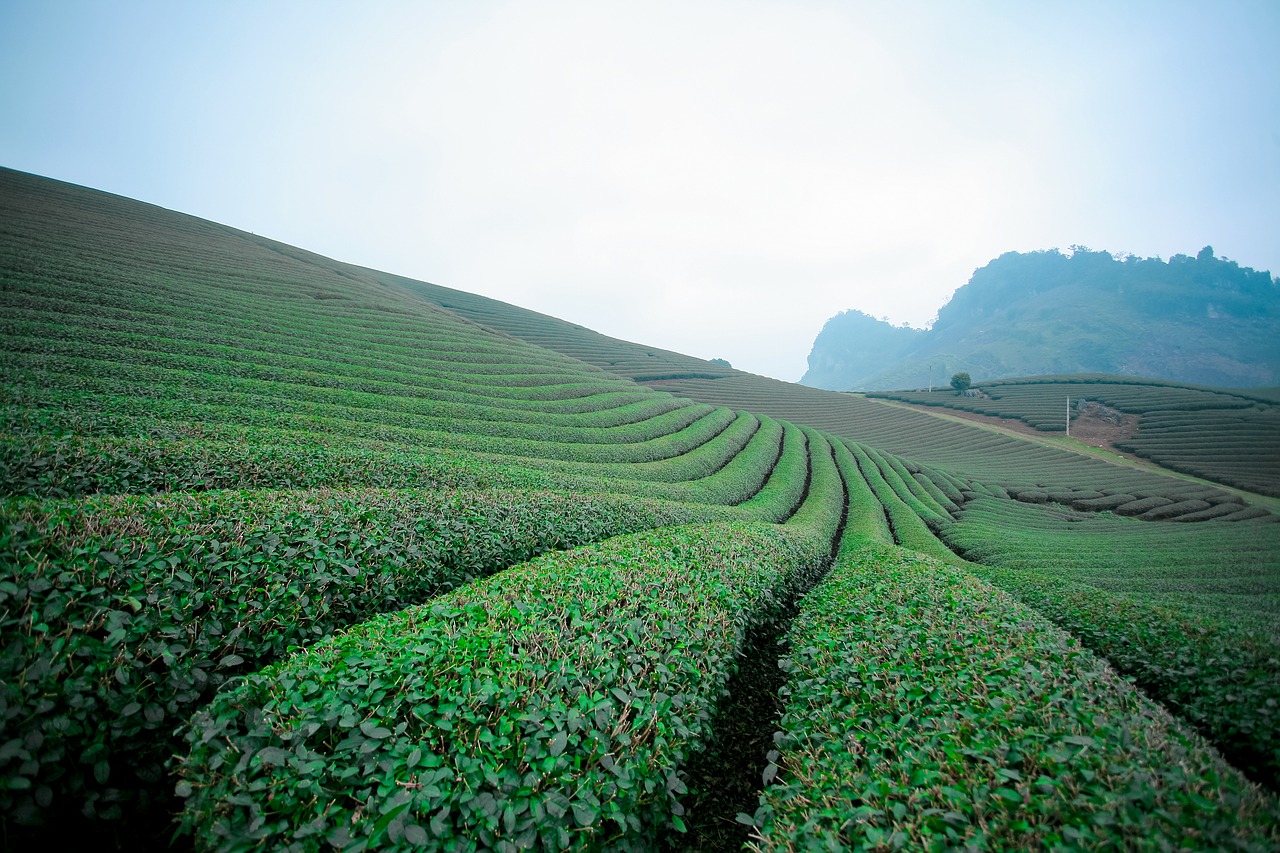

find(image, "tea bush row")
[2,317,637,400]
[0,414,782,510]
[964,561,1280,791]
[841,440,961,564]
[4,336,635,405]
[830,439,893,546]
[0,488,732,830]
[175,522,831,851]
[3,312,615,390]
[0,429,597,500]
[777,427,845,544]
[2,363,719,456]
[623,375,1250,504]
[737,422,809,520]
[945,498,1280,787]
[947,497,1280,614]
[5,301,596,375]
[870,379,1279,495]
[749,543,1280,850]
[1,330,674,427]
[5,374,741,467]
[0,335,696,428]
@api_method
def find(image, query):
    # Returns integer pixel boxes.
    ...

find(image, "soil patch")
[1070,401,1140,451]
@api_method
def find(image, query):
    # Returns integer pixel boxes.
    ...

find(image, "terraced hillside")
[387,274,742,384]
[872,374,1280,496]
[388,286,1276,507]
[3,167,1279,851]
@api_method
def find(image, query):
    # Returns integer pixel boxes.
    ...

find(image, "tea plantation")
[2,167,1278,850]
[871,375,1280,497]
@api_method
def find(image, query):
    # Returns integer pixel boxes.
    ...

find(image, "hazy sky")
[3,1,1278,381]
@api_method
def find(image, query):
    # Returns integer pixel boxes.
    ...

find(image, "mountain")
[801,247,1280,390]
[795,310,924,390]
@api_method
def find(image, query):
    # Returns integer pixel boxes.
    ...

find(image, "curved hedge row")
[842,440,961,564]
[2,325,651,401]
[737,422,809,520]
[5,381,741,467]
[0,432,578,500]
[945,497,1280,625]
[870,377,1280,497]
[174,522,831,851]
[0,414,763,505]
[2,351,720,444]
[965,562,1280,792]
[0,489,732,831]
[782,427,845,545]
[3,315,636,388]
[749,544,1280,850]
[552,412,763,485]
[831,439,892,546]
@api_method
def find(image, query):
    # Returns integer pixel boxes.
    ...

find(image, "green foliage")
[831,439,892,546]
[175,523,829,851]
[750,544,1280,850]
[0,489,729,828]
[842,440,961,563]
[737,421,810,520]
[0,431,569,500]
[946,497,1280,787]
[945,497,1280,631]
[3,164,1278,849]
[976,566,1280,791]
[646,372,1240,510]
[949,371,971,392]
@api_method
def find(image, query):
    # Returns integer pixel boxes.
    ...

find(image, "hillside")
[801,247,1280,391]
[3,167,1279,850]
[871,374,1280,497]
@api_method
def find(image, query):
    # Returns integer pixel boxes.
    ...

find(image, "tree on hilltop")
[950,372,971,393]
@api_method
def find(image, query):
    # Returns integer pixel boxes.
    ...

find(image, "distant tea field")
[872,375,1280,497]
[3,167,1278,850]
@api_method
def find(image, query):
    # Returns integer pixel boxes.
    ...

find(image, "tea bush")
[750,544,1280,850]
[0,488,730,828]
[175,523,829,851]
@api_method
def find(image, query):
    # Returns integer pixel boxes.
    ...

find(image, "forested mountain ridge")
[802,247,1280,390]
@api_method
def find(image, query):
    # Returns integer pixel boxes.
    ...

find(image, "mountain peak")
[802,249,1280,391]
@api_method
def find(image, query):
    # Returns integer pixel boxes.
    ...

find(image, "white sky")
[3,0,1278,381]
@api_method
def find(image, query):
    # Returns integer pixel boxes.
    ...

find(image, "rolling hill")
[801,246,1280,391]
[870,374,1280,497]
[3,166,1279,851]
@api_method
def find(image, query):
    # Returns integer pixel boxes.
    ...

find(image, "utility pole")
[1066,397,1070,436]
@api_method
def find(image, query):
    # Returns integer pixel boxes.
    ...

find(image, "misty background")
[2,0,1277,381]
